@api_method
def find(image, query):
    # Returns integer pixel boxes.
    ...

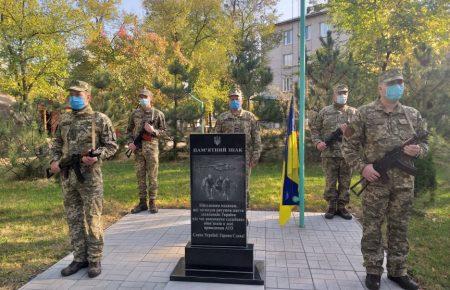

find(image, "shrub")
[414,152,437,195]
[0,101,51,180]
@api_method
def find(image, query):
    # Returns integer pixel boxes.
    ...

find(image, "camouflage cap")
[378,68,403,84]
[228,87,243,98]
[69,80,91,93]
[333,84,349,92]
[138,88,153,97]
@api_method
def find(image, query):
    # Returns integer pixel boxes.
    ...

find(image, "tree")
[0,100,51,179]
[0,0,82,101]
[328,0,449,72]
[224,0,279,110]
[402,44,450,137]
[153,58,196,152]
[68,16,169,130]
[230,38,273,109]
[144,0,232,114]
[306,31,376,111]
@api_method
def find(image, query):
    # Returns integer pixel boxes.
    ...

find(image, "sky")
[118,0,321,23]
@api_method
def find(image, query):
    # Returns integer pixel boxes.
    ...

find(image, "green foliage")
[328,0,449,72]
[153,58,195,151]
[0,0,82,101]
[144,0,232,114]
[68,17,169,131]
[414,152,437,195]
[402,44,450,137]
[307,31,377,111]
[0,101,50,179]
[305,130,321,162]
[259,128,284,162]
[225,0,279,109]
[230,40,274,110]
[253,98,283,123]
[318,2,449,138]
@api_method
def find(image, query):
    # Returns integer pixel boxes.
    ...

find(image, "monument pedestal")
[170,134,264,286]
[171,243,264,285]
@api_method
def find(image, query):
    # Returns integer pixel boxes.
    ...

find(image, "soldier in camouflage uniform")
[50,81,118,278]
[126,89,166,214]
[341,69,427,290]
[310,84,357,220]
[214,87,262,208]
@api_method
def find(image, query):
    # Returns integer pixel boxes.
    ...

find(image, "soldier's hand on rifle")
[316,141,327,151]
[403,144,421,157]
[50,161,60,174]
[362,164,381,182]
[82,156,98,166]
[128,143,137,152]
[144,122,155,134]
[339,123,348,132]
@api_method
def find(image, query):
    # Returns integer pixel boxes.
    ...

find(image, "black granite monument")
[170,133,264,285]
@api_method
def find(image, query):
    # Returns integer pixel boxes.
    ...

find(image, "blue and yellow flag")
[279,97,299,226]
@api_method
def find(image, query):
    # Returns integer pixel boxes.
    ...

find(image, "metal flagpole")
[298,0,306,228]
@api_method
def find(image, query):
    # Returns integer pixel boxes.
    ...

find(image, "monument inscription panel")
[190,134,246,247]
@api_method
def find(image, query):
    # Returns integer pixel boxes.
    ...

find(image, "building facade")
[267,7,348,94]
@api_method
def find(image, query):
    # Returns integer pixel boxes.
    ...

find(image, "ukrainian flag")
[279,97,299,226]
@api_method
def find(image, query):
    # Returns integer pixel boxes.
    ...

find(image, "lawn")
[0,148,448,289]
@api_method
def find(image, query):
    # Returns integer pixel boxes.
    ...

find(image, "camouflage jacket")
[310,104,358,158]
[126,107,166,144]
[214,109,262,162]
[50,106,118,167]
[341,100,428,186]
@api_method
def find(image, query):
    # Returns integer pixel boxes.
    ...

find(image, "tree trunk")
[208,112,212,133]
[172,97,178,151]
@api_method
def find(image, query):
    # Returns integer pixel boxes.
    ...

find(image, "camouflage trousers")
[321,157,352,205]
[61,166,104,263]
[135,141,159,201]
[361,181,414,276]
[246,164,251,208]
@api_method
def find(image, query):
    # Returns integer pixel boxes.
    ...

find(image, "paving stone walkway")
[21,210,401,290]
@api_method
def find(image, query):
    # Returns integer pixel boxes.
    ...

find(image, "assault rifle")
[125,121,157,158]
[350,131,429,196]
[324,128,343,147]
[46,149,102,183]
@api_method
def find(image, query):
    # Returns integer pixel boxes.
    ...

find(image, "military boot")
[60,261,88,276]
[131,199,148,214]
[337,204,353,220]
[324,200,337,219]
[149,199,158,214]
[365,274,381,290]
[87,261,101,278]
[387,275,419,290]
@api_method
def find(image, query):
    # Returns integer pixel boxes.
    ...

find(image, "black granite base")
[170,242,264,285]
[170,257,264,285]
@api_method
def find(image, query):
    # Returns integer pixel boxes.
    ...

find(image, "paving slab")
[21,210,401,290]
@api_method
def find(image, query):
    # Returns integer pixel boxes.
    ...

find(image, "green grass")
[406,138,450,290]
[0,156,448,289]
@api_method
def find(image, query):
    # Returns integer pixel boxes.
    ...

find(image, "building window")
[283,54,293,67]
[282,76,293,92]
[320,22,331,38]
[305,25,310,40]
[283,29,293,45]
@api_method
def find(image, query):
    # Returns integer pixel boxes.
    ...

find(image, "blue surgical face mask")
[336,94,348,105]
[140,98,149,107]
[69,96,86,110]
[230,99,241,110]
[385,84,404,101]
